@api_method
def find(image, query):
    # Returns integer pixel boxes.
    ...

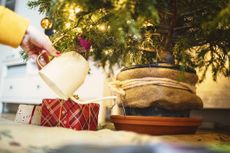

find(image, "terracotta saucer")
[110,115,202,135]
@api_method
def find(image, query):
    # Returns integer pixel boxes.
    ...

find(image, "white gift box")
[15,104,41,125]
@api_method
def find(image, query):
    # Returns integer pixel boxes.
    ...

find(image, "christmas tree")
[27,0,230,81]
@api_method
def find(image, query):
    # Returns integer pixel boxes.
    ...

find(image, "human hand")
[20,25,60,59]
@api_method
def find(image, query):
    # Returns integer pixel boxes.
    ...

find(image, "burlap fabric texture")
[110,67,203,111]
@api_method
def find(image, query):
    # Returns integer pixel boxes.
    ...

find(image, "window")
[0,0,16,11]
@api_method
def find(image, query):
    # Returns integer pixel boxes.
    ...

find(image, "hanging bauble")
[40,17,53,29]
[79,37,91,51]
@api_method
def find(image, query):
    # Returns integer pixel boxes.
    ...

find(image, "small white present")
[15,104,41,125]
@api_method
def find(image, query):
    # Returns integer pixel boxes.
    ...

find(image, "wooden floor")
[0,113,16,121]
[0,112,229,151]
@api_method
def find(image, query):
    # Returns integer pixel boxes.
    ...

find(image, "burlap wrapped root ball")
[114,67,203,111]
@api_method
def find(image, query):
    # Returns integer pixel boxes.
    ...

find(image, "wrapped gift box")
[41,99,100,130]
[15,104,41,125]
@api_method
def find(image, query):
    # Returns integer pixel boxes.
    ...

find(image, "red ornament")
[79,37,91,51]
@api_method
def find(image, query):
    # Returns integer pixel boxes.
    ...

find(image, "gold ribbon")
[57,99,65,127]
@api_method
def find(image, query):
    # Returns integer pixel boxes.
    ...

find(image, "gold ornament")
[40,17,53,29]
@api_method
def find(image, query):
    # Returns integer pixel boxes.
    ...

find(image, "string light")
[76,27,83,33]
[63,2,82,20]
[65,22,71,28]
[69,7,81,20]
[69,9,76,20]
[75,8,81,14]
[97,24,109,32]
[143,21,153,27]
[104,49,113,55]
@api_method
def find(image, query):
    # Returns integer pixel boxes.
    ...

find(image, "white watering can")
[36,51,118,125]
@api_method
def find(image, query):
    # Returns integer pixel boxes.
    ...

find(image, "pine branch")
[27,0,230,81]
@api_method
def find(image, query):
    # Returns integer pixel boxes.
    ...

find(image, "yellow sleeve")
[0,6,29,48]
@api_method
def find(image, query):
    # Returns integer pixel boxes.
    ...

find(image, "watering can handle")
[36,50,50,70]
[70,96,118,104]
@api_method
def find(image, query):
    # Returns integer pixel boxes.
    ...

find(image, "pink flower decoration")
[79,37,91,51]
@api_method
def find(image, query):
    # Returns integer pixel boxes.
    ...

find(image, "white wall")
[0,46,13,88]
[197,69,230,109]
[14,0,44,31]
